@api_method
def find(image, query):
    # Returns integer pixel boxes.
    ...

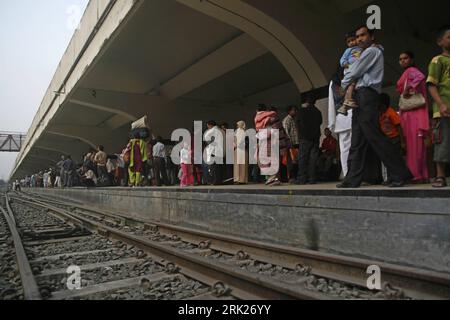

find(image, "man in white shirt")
[329,79,353,178]
[204,121,224,185]
[152,136,170,186]
[94,145,109,185]
[43,171,49,188]
[283,105,299,182]
[56,155,65,187]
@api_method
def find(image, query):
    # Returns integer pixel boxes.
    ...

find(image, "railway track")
[4,191,450,300]
[0,194,227,300]
[0,196,24,300]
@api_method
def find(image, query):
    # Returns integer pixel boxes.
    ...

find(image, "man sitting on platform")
[317,128,339,181]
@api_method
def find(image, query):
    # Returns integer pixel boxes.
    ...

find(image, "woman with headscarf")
[234,121,249,184]
[397,51,430,184]
[254,105,290,186]
[128,138,148,187]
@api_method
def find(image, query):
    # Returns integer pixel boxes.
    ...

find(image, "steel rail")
[147,224,450,299]
[5,195,222,301]
[1,195,41,300]
[11,195,335,300]
[20,192,450,299]
[14,191,450,299]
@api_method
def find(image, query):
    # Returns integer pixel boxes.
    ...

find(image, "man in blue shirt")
[338,26,412,188]
[63,155,75,187]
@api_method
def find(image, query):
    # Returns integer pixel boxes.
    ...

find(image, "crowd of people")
[329,24,450,188]
[15,24,450,190]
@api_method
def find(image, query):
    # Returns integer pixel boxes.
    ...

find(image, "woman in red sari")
[397,51,430,183]
[254,105,290,186]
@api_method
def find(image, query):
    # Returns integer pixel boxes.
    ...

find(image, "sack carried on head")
[132,115,149,130]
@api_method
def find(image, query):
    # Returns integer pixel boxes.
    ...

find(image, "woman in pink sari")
[397,51,430,183]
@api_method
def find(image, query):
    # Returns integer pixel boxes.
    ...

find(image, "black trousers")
[362,144,383,184]
[286,147,299,181]
[83,179,96,187]
[209,163,223,185]
[297,140,320,183]
[385,136,402,182]
[223,164,234,184]
[153,157,169,186]
[345,88,412,186]
[97,166,110,185]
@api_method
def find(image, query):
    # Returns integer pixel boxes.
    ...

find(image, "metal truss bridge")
[0,132,27,152]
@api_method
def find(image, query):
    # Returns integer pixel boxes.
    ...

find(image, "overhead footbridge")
[0,132,27,153]
[10,0,449,179]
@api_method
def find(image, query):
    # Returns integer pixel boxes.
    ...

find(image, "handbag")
[399,79,426,111]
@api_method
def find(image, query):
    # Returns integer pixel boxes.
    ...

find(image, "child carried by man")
[337,32,362,116]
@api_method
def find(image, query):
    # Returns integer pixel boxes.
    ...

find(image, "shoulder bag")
[399,79,426,111]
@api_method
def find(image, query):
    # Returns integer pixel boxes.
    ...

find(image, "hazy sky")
[0,0,89,180]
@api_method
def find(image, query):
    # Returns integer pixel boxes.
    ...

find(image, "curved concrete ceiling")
[177,0,328,91]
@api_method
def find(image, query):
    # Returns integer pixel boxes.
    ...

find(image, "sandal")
[268,180,281,187]
[265,176,276,185]
[432,177,447,188]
